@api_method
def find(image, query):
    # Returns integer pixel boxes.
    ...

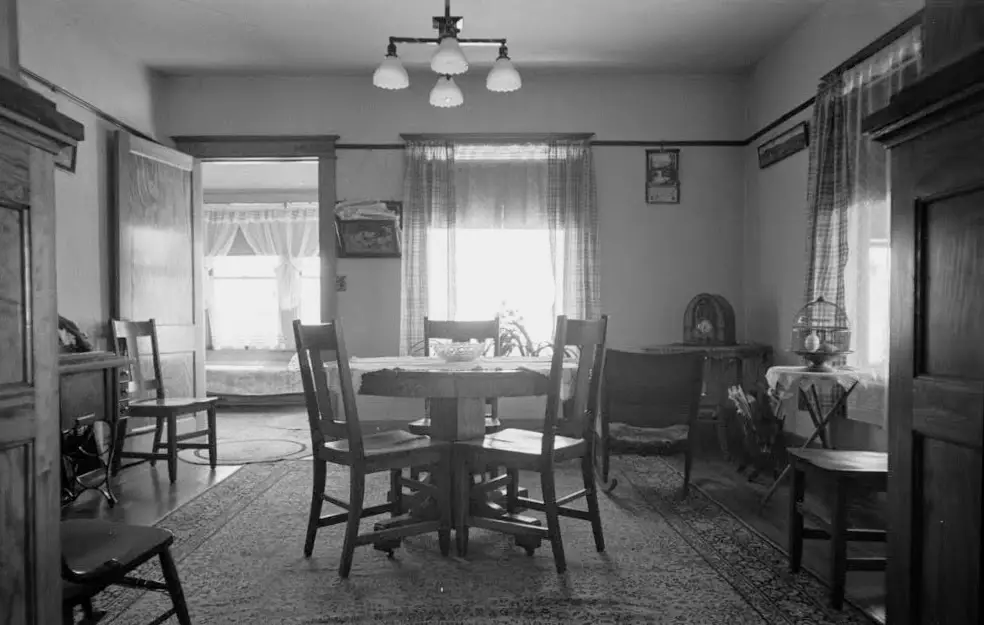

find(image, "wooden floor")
[678,439,886,624]
[63,408,885,623]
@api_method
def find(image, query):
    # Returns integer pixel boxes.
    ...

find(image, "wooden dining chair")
[407,316,503,436]
[598,349,706,497]
[293,319,453,577]
[61,518,190,625]
[454,314,609,574]
[111,318,218,484]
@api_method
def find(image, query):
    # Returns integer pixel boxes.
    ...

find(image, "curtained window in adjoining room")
[400,135,599,355]
[204,203,321,350]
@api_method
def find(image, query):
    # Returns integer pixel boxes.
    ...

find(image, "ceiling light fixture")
[372,0,521,108]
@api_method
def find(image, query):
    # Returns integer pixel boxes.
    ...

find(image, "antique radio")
[683,293,736,346]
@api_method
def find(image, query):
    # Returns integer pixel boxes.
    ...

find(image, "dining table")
[324,355,579,554]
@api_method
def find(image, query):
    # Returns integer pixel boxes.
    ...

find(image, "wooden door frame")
[171,135,339,322]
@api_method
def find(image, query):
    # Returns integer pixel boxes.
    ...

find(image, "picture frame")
[645,148,680,204]
[757,121,810,169]
[335,201,402,258]
[55,143,77,174]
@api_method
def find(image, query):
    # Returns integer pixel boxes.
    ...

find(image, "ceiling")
[29,0,827,74]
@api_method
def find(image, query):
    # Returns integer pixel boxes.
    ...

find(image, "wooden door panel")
[916,438,981,625]
[920,190,984,378]
[0,203,28,386]
[888,107,984,625]
[0,439,31,625]
[114,132,204,408]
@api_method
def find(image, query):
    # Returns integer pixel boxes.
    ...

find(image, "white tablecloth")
[326,356,578,399]
[765,365,872,400]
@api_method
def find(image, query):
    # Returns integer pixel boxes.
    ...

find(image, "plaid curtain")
[547,139,600,320]
[400,140,455,355]
[803,78,852,310]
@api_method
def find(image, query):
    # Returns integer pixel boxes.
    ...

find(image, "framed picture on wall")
[335,200,403,258]
[645,148,680,204]
[757,121,810,169]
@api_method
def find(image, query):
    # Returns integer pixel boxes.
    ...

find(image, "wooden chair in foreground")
[111,318,218,484]
[454,314,608,573]
[61,518,190,625]
[293,319,453,577]
[596,349,706,497]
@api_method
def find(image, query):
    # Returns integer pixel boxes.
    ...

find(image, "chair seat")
[458,427,586,461]
[407,416,502,436]
[126,396,218,416]
[62,519,174,578]
[322,429,444,458]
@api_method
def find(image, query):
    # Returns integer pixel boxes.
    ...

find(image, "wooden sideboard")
[0,70,84,625]
[59,351,128,430]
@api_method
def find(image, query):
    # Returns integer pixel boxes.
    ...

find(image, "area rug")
[179,411,310,466]
[94,457,874,625]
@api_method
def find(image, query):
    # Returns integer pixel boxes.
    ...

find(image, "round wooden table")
[333,357,576,554]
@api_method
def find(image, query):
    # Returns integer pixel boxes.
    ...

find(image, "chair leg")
[206,405,218,469]
[788,465,805,573]
[166,414,178,484]
[581,455,605,552]
[437,450,452,557]
[304,459,327,557]
[389,469,403,518]
[540,470,567,574]
[506,468,519,514]
[682,444,694,498]
[339,469,365,578]
[149,419,165,467]
[159,548,192,625]
[455,453,471,558]
[830,479,848,610]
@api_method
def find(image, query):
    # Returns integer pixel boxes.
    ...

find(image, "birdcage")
[791,296,851,372]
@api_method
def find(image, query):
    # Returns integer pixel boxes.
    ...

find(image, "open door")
[112,132,205,427]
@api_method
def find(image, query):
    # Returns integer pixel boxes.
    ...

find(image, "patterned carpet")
[94,456,874,625]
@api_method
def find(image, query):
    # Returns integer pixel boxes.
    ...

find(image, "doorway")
[201,159,320,406]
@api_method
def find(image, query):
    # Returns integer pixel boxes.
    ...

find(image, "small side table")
[760,366,870,506]
[787,448,888,609]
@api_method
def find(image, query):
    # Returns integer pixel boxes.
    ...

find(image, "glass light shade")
[373,56,409,90]
[486,57,522,92]
[430,36,469,75]
[429,76,464,108]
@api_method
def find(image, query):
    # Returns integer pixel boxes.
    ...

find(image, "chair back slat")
[292,319,363,457]
[111,318,165,402]
[601,350,706,431]
[424,317,501,356]
[541,314,609,458]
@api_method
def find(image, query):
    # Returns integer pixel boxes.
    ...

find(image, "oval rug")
[179,438,308,466]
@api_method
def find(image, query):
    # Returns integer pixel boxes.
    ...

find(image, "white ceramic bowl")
[434,342,486,363]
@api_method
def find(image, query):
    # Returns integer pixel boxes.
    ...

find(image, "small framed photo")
[758,121,810,169]
[55,143,77,174]
[645,148,680,204]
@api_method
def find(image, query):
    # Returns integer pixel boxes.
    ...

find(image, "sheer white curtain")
[840,27,921,424]
[204,207,243,349]
[235,203,319,346]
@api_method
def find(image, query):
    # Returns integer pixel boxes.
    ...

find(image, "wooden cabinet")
[866,28,984,625]
[0,75,84,624]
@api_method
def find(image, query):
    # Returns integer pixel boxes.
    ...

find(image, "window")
[209,255,321,349]
[427,228,562,345]
[211,256,280,349]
